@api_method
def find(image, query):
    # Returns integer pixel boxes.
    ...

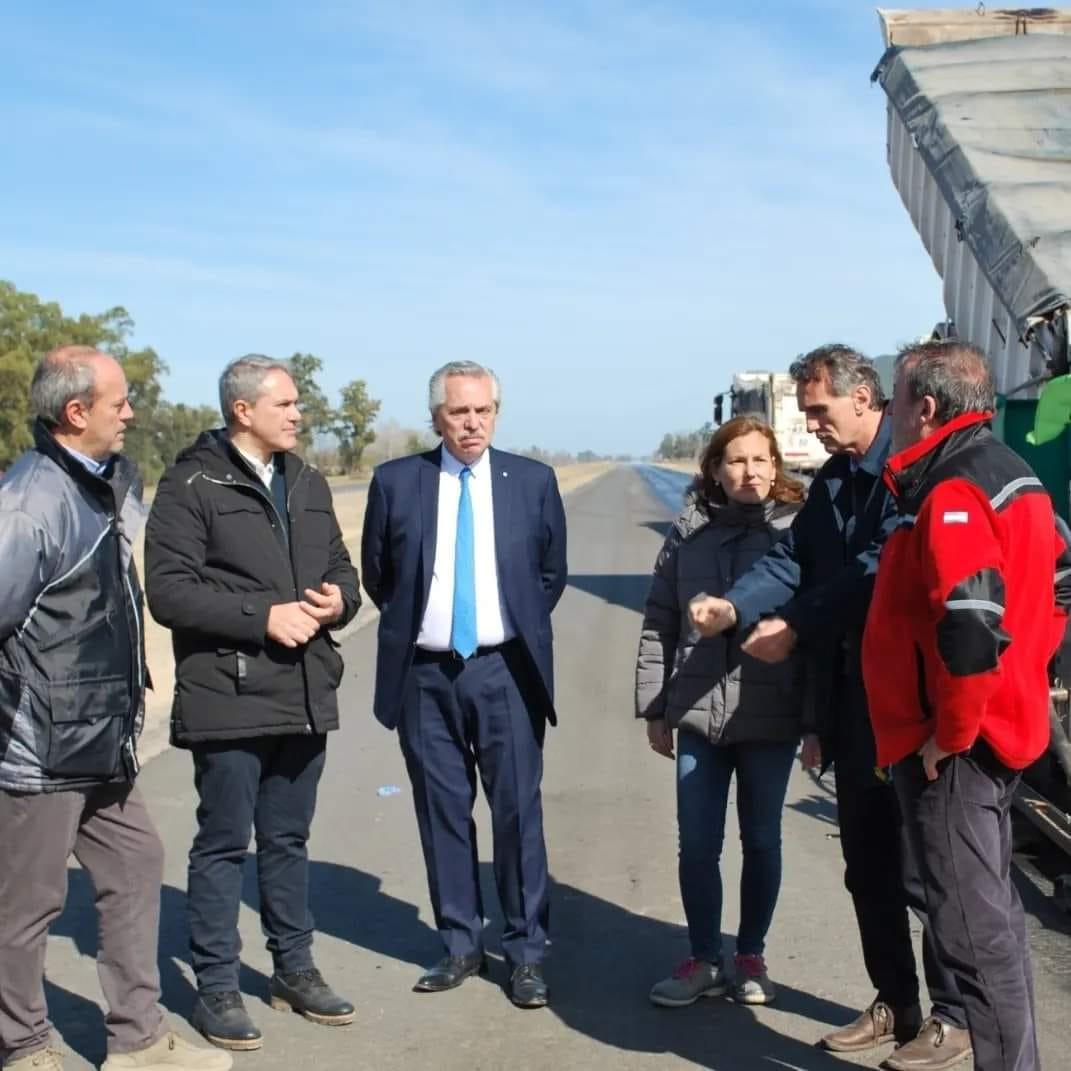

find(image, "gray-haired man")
[145,356,360,1051]
[690,344,970,1069]
[0,346,229,1071]
[361,361,567,1008]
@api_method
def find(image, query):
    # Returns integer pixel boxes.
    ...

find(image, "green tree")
[153,401,221,469]
[333,379,381,472]
[287,352,334,454]
[0,281,167,472]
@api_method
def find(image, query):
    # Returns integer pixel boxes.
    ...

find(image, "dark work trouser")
[835,772,966,1027]
[399,642,549,967]
[187,733,327,993]
[0,784,168,1062]
[894,745,1038,1071]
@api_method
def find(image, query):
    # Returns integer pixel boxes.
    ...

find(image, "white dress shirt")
[417,447,513,651]
[232,442,275,488]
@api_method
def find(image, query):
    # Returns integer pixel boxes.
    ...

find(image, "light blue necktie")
[451,467,478,659]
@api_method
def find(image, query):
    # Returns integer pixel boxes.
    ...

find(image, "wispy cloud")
[0,0,946,453]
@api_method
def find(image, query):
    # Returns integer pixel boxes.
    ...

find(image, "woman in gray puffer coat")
[636,416,806,1010]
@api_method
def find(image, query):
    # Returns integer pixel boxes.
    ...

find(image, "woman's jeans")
[676,731,797,962]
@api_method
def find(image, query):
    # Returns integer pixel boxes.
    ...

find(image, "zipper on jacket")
[285,458,307,517]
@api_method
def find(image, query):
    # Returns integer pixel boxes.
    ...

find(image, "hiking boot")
[5,1048,65,1071]
[732,952,776,1005]
[884,1017,973,1071]
[190,992,261,1051]
[100,1033,232,1070]
[649,958,729,1007]
[269,968,355,1025]
[820,999,922,1052]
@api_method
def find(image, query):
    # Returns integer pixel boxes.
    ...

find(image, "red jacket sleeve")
[916,479,1009,754]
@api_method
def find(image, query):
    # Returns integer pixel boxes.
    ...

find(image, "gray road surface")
[41,466,1070,1070]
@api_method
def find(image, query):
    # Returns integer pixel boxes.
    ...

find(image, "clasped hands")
[687,594,798,663]
[266,582,345,648]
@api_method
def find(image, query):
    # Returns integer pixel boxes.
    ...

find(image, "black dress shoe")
[509,963,548,1008]
[270,968,355,1025]
[191,991,263,1051]
[413,953,487,992]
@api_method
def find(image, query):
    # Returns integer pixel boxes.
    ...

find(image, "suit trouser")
[0,784,168,1062]
[187,733,327,993]
[399,642,549,966]
[835,772,967,1028]
[894,745,1038,1071]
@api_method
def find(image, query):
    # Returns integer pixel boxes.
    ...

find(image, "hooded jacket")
[145,430,360,745]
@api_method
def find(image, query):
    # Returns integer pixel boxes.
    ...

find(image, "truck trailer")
[873,7,1071,860]
[714,372,828,472]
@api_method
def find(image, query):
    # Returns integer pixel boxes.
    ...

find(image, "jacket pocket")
[300,505,334,549]
[35,613,113,654]
[46,676,128,778]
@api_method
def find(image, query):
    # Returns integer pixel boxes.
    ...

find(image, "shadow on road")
[546,875,860,1071]
[788,772,839,829]
[51,867,271,1048]
[241,856,441,971]
[568,573,651,614]
[50,854,862,1070]
[43,978,105,1068]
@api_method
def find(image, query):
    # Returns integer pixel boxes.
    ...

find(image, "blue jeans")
[676,732,797,962]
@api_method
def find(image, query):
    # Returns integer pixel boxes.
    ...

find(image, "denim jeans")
[188,733,327,993]
[676,731,797,962]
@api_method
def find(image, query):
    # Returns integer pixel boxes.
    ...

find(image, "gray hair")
[31,345,104,427]
[789,343,885,409]
[428,361,501,416]
[895,339,995,423]
[219,354,293,425]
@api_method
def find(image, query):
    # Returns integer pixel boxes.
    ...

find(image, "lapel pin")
[502,471,508,478]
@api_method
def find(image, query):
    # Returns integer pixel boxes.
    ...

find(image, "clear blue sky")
[1,1,952,456]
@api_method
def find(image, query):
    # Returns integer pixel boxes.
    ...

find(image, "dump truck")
[713,372,828,472]
[872,6,1071,860]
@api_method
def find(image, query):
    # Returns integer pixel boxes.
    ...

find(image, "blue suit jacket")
[360,446,568,729]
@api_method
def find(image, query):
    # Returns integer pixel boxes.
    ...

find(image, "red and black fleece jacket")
[862,411,1071,769]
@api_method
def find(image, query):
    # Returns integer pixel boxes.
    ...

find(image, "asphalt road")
[42,465,1071,1070]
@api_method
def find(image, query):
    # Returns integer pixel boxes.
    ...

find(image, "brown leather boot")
[820,1000,922,1052]
[883,1018,972,1071]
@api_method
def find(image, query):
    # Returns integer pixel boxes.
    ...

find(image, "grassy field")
[135,460,616,758]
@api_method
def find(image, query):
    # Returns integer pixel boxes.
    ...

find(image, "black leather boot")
[269,968,355,1025]
[191,991,263,1051]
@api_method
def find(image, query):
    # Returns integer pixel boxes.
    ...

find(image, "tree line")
[2,280,624,480]
[655,423,713,461]
[0,281,381,483]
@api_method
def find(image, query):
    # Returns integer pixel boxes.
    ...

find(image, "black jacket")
[145,431,360,745]
[0,421,148,791]
[725,415,897,780]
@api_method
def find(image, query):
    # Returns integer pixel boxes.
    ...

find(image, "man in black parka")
[146,355,360,1052]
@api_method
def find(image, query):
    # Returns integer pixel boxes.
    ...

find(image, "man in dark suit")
[361,360,567,1009]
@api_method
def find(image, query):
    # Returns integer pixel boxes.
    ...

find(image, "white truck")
[714,372,828,473]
